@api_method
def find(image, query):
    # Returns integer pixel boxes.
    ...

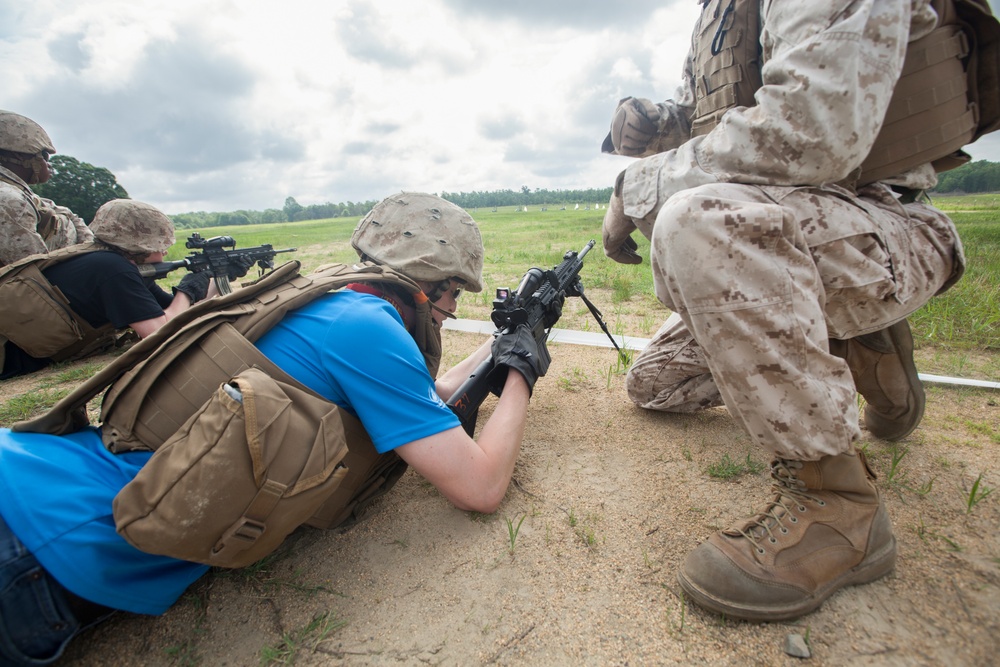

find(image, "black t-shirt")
[44,251,170,328]
[1,251,173,378]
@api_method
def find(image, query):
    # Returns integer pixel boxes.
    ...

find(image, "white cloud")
[2,0,997,214]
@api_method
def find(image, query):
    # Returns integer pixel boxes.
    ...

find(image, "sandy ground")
[2,328,998,666]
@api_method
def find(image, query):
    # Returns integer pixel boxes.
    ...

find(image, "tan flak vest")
[0,169,64,246]
[690,0,1000,185]
[14,260,443,567]
[0,243,117,369]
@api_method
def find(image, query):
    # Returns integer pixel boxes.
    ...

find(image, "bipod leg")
[578,292,628,365]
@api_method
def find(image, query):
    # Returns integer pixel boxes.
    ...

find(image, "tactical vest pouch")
[112,367,351,568]
[0,244,116,362]
[0,262,84,358]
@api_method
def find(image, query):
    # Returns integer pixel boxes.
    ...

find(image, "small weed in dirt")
[578,525,599,549]
[164,591,209,666]
[505,514,526,555]
[602,344,635,388]
[706,452,764,480]
[557,366,588,392]
[574,512,603,550]
[963,472,993,514]
[916,515,964,552]
[215,548,329,597]
[165,640,202,667]
[664,587,687,637]
[259,611,346,666]
[41,362,104,387]
[884,445,910,486]
[0,388,70,424]
[904,477,936,498]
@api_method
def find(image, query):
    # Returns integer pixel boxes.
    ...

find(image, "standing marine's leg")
[649,182,962,620]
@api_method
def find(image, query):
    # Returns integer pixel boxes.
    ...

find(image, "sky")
[2,0,999,215]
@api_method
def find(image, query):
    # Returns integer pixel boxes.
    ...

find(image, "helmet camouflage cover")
[0,110,56,155]
[351,192,484,292]
[90,199,176,255]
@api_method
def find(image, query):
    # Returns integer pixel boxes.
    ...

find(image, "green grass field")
[169,194,999,356]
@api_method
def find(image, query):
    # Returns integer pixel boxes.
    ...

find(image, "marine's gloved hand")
[488,324,551,396]
[173,271,212,303]
[608,97,661,156]
[227,255,257,280]
[603,171,642,265]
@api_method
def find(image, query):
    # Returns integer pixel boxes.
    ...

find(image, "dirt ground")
[2,327,998,666]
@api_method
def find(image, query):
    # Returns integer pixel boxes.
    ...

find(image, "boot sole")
[676,535,897,623]
[865,321,925,441]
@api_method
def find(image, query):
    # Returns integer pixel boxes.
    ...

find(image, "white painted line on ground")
[443,318,1000,390]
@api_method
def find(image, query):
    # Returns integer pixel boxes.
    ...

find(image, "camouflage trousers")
[628,182,964,460]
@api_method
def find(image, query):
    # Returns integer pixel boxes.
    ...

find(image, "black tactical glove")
[488,324,551,396]
[227,255,257,280]
[173,271,212,303]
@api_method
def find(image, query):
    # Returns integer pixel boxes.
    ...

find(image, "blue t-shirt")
[255,290,459,453]
[0,289,460,614]
[0,427,208,615]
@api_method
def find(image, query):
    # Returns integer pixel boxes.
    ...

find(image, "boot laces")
[735,459,826,552]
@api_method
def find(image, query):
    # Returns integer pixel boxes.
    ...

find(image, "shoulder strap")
[0,242,102,278]
[12,260,305,435]
[12,260,427,440]
[689,0,763,138]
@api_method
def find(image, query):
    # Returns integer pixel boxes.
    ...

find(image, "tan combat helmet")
[0,110,56,155]
[352,192,484,292]
[91,199,176,255]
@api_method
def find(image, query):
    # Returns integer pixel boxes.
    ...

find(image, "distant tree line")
[931,159,1000,193]
[170,197,382,229]
[440,185,613,210]
[38,151,997,231]
[169,187,615,229]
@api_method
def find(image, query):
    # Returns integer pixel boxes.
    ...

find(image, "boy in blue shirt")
[0,193,549,666]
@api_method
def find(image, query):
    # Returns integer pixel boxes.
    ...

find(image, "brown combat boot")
[677,450,896,622]
[829,319,925,441]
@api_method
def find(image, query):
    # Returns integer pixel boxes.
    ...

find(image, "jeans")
[0,513,112,666]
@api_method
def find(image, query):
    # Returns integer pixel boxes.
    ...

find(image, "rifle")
[446,239,625,435]
[137,233,297,295]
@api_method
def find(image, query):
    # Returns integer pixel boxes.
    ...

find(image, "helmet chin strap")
[29,156,47,183]
[421,279,459,320]
[357,256,458,320]
[427,299,457,320]
[0,153,47,183]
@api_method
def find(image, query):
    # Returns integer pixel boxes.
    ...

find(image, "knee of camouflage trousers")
[625,313,724,412]
[648,184,860,460]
